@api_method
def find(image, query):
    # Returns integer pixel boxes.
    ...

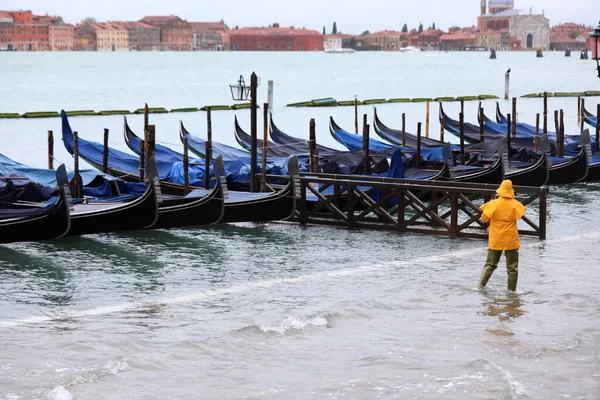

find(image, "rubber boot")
[479,250,501,287]
[506,249,519,291]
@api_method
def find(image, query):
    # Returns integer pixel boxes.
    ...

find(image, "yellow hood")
[496,179,515,199]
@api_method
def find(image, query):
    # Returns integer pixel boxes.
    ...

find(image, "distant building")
[38,16,74,51]
[361,30,401,51]
[141,15,192,51]
[10,10,50,51]
[117,21,160,51]
[439,31,476,51]
[477,0,549,50]
[323,35,343,51]
[93,22,129,51]
[190,20,227,51]
[550,23,591,51]
[228,27,323,51]
[73,24,97,51]
[0,11,14,50]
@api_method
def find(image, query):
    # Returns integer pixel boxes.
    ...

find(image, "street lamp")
[229,75,251,101]
[590,21,600,79]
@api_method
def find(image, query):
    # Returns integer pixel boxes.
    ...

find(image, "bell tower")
[481,0,487,15]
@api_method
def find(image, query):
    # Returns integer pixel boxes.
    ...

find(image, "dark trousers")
[479,249,519,291]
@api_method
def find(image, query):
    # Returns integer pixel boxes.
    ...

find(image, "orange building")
[229,27,323,51]
[10,10,49,51]
[140,15,192,51]
[0,11,14,50]
[37,16,74,51]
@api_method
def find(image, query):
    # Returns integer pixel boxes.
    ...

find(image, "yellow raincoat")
[480,180,527,250]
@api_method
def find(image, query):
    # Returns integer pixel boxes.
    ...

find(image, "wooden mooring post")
[47,130,53,170]
[354,96,359,135]
[506,114,511,152]
[440,115,444,142]
[363,118,371,175]
[559,109,565,158]
[425,99,430,138]
[309,119,316,173]
[205,106,212,190]
[511,97,517,138]
[139,140,145,182]
[459,112,465,164]
[183,138,190,194]
[261,103,268,192]
[596,104,600,153]
[543,92,548,135]
[296,175,548,240]
[250,72,258,192]
[416,122,422,170]
[401,113,406,146]
[535,113,540,152]
[102,128,109,173]
[73,131,81,198]
[577,96,581,124]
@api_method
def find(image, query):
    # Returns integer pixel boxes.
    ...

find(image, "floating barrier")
[65,110,97,117]
[337,100,357,106]
[312,98,338,107]
[0,113,21,119]
[478,94,499,100]
[411,98,432,102]
[97,110,132,115]
[362,99,387,105]
[434,97,456,102]
[22,111,61,118]
[134,107,168,114]
[388,98,412,103]
[170,107,199,113]
[231,103,258,110]
[553,92,586,98]
[200,105,232,111]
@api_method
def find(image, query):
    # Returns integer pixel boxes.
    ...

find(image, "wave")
[234,311,346,336]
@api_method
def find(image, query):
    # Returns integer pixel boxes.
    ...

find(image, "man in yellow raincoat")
[478,180,527,291]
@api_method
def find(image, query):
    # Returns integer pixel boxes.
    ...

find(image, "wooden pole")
[425,99,430,138]
[102,128,109,173]
[459,111,465,165]
[47,130,53,170]
[206,106,212,163]
[73,131,80,198]
[139,140,145,182]
[506,114,511,154]
[440,117,444,142]
[479,106,485,142]
[144,103,149,130]
[183,138,190,194]
[401,113,406,146]
[535,113,540,152]
[363,122,371,175]
[145,124,156,163]
[250,72,258,192]
[504,70,510,100]
[354,97,358,135]
[309,119,316,173]
[580,98,585,135]
[261,103,268,192]
[577,96,581,124]
[361,114,367,150]
[553,110,559,140]
[511,97,517,138]
[543,92,548,135]
[204,141,210,190]
[560,109,565,158]
[596,104,600,153]
[416,122,422,170]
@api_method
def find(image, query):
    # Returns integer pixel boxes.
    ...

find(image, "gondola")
[0,179,71,244]
[61,110,225,226]
[54,164,160,235]
[269,115,341,156]
[546,129,591,184]
[179,120,251,161]
[439,102,501,144]
[581,102,597,128]
[124,117,298,223]
[234,116,306,157]
[373,107,445,148]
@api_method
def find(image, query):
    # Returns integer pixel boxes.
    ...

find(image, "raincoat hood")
[496,180,515,199]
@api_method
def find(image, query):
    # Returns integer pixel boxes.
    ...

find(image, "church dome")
[488,0,514,9]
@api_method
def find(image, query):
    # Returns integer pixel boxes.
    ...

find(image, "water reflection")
[478,294,525,322]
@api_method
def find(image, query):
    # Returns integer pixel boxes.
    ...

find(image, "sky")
[4,0,598,34]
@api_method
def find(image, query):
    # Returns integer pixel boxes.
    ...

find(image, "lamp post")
[590,21,600,79]
[229,73,258,192]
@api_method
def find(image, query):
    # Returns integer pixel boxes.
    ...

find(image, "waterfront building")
[0,11,14,50]
[475,30,520,50]
[190,20,227,51]
[39,17,74,51]
[73,24,97,51]
[140,16,192,51]
[361,30,402,51]
[228,27,323,51]
[439,30,476,51]
[10,10,49,51]
[323,35,343,51]
[550,23,591,51]
[477,0,550,50]
[117,21,160,51]
[93,22,129,51]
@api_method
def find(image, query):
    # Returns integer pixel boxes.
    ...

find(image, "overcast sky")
[4,0,598,34]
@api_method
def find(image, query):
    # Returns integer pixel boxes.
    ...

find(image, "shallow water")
[0,52,599,399]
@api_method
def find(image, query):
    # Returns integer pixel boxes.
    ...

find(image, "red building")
[10,10,49,51]
[229,27,323,51]
[0,11,14,50]
[140,15,192,51]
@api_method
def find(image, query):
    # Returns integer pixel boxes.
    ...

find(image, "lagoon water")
[0,51,599,399]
